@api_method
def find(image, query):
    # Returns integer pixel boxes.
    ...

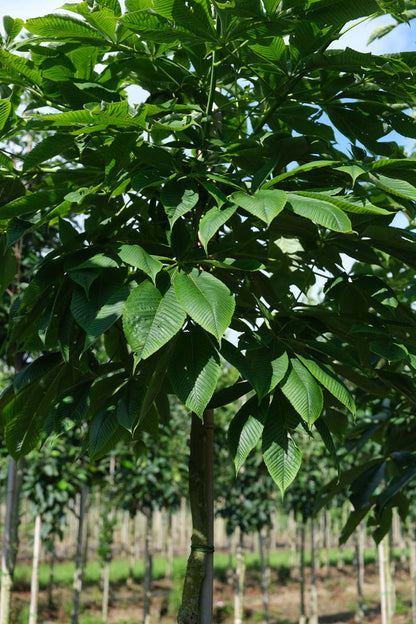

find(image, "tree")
[2,1,416,620]
[217,441,277,624]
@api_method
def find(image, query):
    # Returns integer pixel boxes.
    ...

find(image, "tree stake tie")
[191,544,215,553]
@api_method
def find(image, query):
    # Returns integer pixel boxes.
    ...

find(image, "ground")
[11,556,413,623]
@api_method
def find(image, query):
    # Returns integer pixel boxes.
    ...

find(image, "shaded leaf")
[262,406,302,496]
[168,328,221,417]
[123,281,186,361]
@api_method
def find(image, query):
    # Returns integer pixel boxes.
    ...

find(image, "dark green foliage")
[0,0,416,509]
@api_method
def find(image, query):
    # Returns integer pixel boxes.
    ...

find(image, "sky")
[1,0,415,50]
[1,2,415,152]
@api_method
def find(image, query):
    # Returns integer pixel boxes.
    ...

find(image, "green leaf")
[264,160,338,187]
[293,191,391,216]
[369,173,416,201]
[287,193,352,233]
[0,189,66,219]
[198,204,237,253]
[116,379,141,433]
[296,355,355,415]
[26,14,107,41]
[23,135,74,172]
[335,164,367,184]
[370,339,408,362]
[69,254,118,270]
[3,16,24,42]
[249,37,285,61]
[89,407,122,460]
[4,364,67,458]
[85,8,117,41]
[230,190,286,226]
[174,269,235,342]
[123,281,186,361]
[0,50,43,85]
[0,237,16,297]
[228,397,268,472]
[262,409,302,496]
[117,244,162,283]
[207,380,251,409]
[161,179,199,228]
[221,340,289,400]
[70,275,129,349]
[168,328,221,417]
[14,353,62,394]
[0,100,12,132]
[281,359,323,425]
[314,417,339,469]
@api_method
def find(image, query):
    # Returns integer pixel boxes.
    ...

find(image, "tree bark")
[101,455,115,623]
[299,522,307,624]
[0,457,24,624]
[322,510,330,578]
[143,508,153,624]
[178,409,214,624]
[127,513,136,587]
[234,528,245,624]
[48,539,56,609]
[71,486,89,624]
[378,534,394,624]
[165,512,174,582]
[29,513,42,624]
[354,528,364,624]
[259,528,270,624]
[309,517,319,624]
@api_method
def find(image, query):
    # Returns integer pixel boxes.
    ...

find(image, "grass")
[14,546,384,592]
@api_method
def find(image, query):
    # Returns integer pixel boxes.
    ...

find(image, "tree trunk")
[309,517,319,624]
[234,528,245,624]
[299,522,306,624]
[289,511,298,573]
[359,522,365,590]
[29,513,42,624]
[102,561,111,622]
[322,510,330,578]
[165,512,174,582]
[127,513,136,587]
[378,534,394,624]
[259,528,270,624]
[354,528,364,624]
[178,409,214,624]
[0,457,24,624]
[71,486,89,624]
[48,539,56,609]
[409,520,416,624]
[101,455,115,623]
[143,508,153,624]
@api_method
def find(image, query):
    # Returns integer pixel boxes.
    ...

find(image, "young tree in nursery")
[285,442,333,624]
[114,423,188,624]
[217,436,277,624]
[2,1,416,619]
[22,440,79,622]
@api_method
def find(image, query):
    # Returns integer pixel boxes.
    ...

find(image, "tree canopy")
[1,0,416,502]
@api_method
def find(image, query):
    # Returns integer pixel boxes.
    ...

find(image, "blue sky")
[1,3,415,150]
[1,1,415,52]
